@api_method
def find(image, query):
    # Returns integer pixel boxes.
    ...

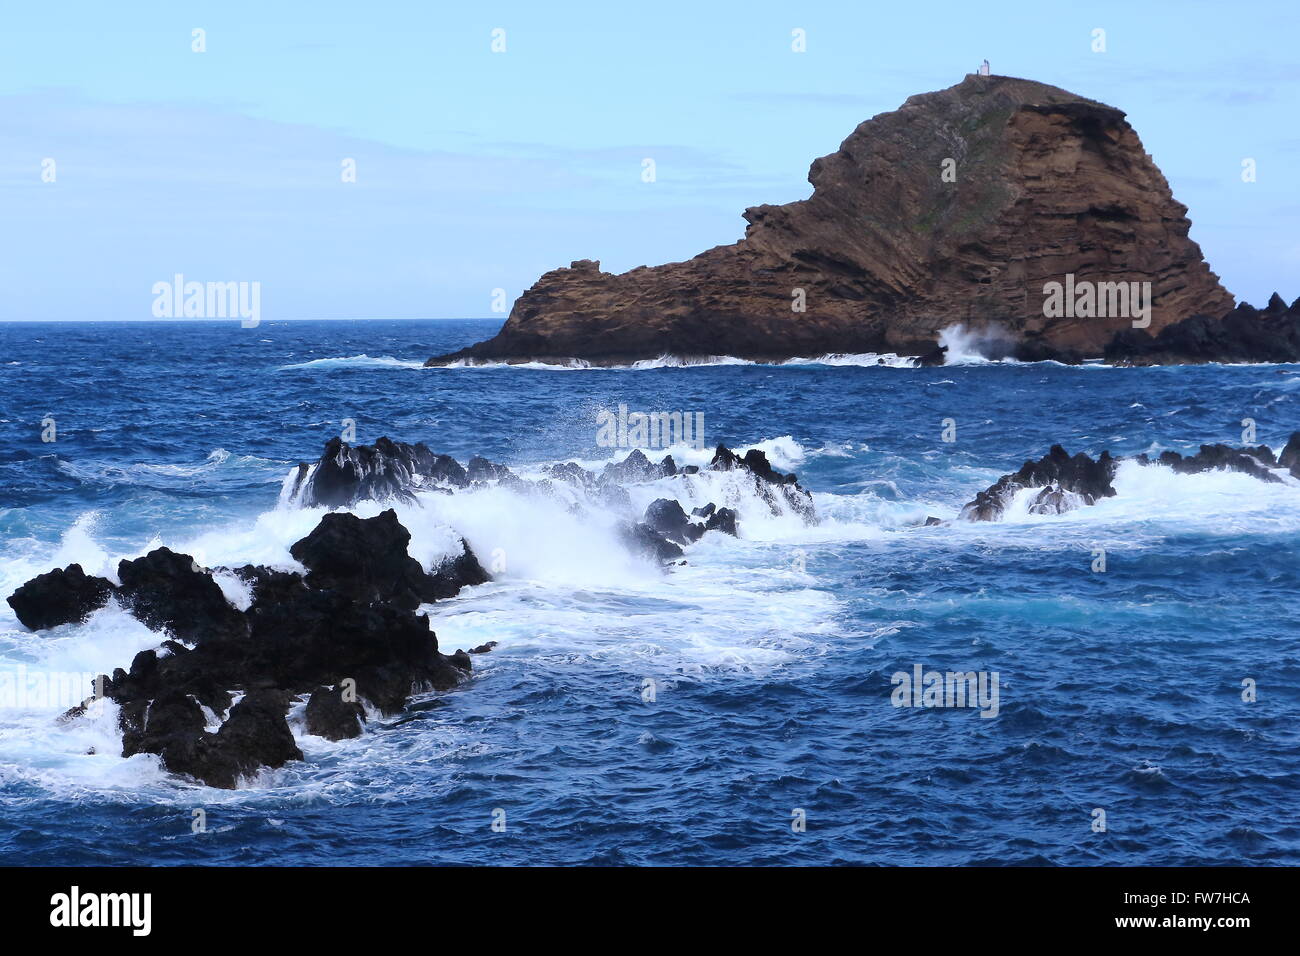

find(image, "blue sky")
[1,0,1296,320]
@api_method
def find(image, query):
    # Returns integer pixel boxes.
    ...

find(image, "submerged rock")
[6,564,114,631]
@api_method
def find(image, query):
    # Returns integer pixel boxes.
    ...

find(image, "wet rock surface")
[961,436,1295,521]
[305,684,367,741]
[13,435,824,786]
[290,436,469,508]
[6,564,114,631]
[15,507,486,787]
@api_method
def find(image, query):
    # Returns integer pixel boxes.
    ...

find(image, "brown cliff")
[428,74,1233,366]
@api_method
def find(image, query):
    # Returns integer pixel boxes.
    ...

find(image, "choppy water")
[1,319,1297,865]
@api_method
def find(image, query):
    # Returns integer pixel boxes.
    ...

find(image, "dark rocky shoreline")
[12,429,1296,786]
[9,439,814,788]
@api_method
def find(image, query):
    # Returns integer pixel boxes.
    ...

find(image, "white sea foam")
[417,353,916,371]
[277,354,427,371]
[948,459,1300,550]
[937,324,1022,364]
[7,433,1300,798]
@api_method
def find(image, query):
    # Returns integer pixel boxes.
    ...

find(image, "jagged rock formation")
[12,430,825,786]
[6,564,113,631]
[1133,444,1283,484]
[1105,294,1300,365]
[288,436,468,508]
[960,445,1119,521]
[428,74,1232,366]
[961,433,1300,520]
[288,509,486,609]
[17,511,486,788]
[286,438,815,564]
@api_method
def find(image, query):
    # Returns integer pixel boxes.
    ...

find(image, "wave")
[428,353,919,371]
[949,459,1300,544]
[936,324,1023,365]
[8,429,1300,798]
[277,354,427,370]
[55,448,289,491]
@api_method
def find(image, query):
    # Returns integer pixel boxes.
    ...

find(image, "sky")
[1,0,1296,320]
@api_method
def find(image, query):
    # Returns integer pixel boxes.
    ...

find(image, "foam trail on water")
[277,354,427,371]
[426,353,917,371]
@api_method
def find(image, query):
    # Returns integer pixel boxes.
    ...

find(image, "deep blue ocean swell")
[0,320,1297,865]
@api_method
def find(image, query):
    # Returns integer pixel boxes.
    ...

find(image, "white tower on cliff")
[979,59,990,76]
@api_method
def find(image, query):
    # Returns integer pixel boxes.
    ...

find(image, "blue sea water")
[1,318,1298,866]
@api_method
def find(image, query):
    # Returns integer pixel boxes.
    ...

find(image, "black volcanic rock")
[960,445,1118,521]
[229,565,310,612]
[466,456,515,483]
[42,506,481,788]
[620,522,685,563]
[291,436,468,507]
[121,689,303,790]
[206,690,303,781]
[704,507,739,536]
[1136,444,1280,483]
[427,539,491,598]
[913,344,948,367]
[306,685,366,740]
[546,461,597,488]
[1105,295,1300,365]
[962,436,1294,521]
[289,509,443,610]
[244,588,467,713]
[1278,432,1300,477]
[602,448,673,483]
[709,444,816,522]
[6,564,114,631]
[644,498,705,546]
[117,548,247,644]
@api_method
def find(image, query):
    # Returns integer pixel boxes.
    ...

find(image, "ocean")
[1,318,1297,865]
